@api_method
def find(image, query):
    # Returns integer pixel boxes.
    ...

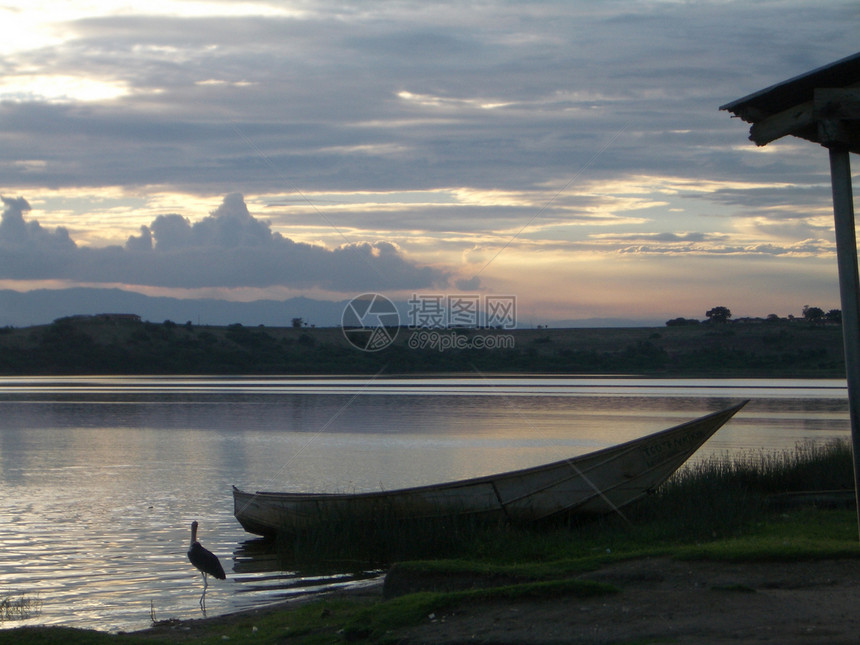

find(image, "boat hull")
[233,401,747,537]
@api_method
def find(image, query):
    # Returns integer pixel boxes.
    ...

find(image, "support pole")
[828,147,860,538]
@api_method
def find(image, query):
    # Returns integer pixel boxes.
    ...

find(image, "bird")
[187,520,226,610]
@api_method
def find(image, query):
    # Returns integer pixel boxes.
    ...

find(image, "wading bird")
[187,520,226,610]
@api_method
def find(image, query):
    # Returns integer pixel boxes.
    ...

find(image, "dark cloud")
[454,276,482,291]
[0,196,76,251]
[0,193,447,291]
[0,196,78,281]
[613,238,832,257]
[704,185,833,212]
[265,201,623,236]
[3,2,854,201]
[598,232,712,243]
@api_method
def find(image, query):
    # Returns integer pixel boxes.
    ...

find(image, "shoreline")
[134,577,387,641]
[128,555,860,644]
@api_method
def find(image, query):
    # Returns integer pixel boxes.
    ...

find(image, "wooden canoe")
[233,401,747,537]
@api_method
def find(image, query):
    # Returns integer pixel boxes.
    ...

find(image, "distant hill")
[544,317,667,328]
[0,288,346,328]
[0,287,666,329]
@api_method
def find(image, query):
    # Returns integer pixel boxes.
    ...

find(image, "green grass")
[2,440,858,644]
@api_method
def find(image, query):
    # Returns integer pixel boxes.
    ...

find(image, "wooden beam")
[819,119,850,149]
[746,88,860,149]
[815,88,860,121]
[816,89,860,150]
[748,101,814,146]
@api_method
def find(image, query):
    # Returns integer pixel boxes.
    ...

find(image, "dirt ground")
[140,557,860,644]
[394,557,860,644]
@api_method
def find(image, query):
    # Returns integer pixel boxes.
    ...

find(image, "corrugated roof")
[721,52,860,121]
[721,52,860,153]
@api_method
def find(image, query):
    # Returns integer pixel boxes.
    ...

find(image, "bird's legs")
[199,572,209,612]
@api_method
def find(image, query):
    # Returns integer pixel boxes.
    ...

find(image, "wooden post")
[828,147,860,536]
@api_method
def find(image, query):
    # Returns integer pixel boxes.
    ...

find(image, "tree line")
[666,305,842,326]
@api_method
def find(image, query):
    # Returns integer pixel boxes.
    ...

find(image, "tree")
[826,309,842,324]
[705,306,731,323]
[802,305,825,324]
[291,317,303,329]
[665,317,699,326]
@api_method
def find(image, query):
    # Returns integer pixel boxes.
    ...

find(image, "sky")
[0,0,858,326]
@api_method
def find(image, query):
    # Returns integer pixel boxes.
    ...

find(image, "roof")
[720,52,860,153]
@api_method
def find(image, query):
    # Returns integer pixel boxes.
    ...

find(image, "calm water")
[0,376,849,632]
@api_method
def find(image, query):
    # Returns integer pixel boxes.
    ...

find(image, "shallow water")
[0,376,848,632]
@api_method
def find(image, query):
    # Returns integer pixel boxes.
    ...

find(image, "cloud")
[612,238,833,257]
[455,276,482,290]
[2,2,853,200]
[0,196,76,251]
[0,2,856,320]
[135,199,273,255]
[592,232,711,243]
[0,196,80,281]
[0,193,448,291]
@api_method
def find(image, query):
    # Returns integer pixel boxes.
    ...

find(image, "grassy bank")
[0,316,846,376]
[3,440,857,644]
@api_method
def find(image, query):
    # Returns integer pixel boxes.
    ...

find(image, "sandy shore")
[137,556,860,644]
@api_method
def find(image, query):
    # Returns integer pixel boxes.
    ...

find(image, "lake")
[0,376,850,632]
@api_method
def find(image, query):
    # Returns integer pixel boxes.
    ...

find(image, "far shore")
[0,316,847,377]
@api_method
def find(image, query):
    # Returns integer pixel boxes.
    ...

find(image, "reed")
[689,438,853,493]
[585,438,854,545]
[0,592,41,622]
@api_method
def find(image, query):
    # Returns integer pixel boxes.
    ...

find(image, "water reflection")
[0,376,849,633]
[231,538,383,606]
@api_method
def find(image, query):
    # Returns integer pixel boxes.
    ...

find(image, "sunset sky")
[1,0,858,325]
